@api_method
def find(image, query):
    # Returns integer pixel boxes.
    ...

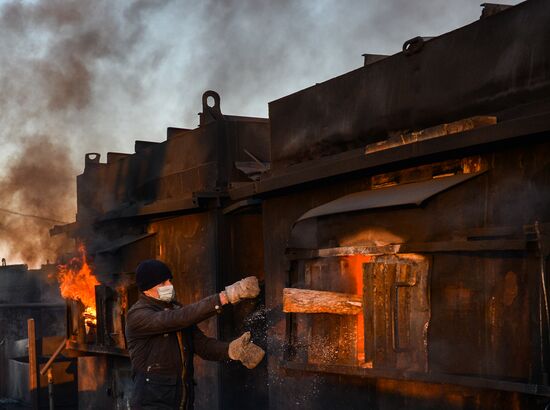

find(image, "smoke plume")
[0,0,172,266]
[0,136,73,264]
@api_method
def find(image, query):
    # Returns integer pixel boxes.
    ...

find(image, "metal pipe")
[27,318,39,410]
[536,221,550,340]
[540,293,547,384]
[47,368,54,410]
[38,337,67,410]
[40,337,67,376]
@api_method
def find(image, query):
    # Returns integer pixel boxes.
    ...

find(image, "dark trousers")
[130,372,184,410]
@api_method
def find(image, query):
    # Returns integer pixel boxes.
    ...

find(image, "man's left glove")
[228,331,265,369]
[225,276,260,304]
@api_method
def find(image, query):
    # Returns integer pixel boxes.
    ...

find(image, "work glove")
[228,331,265,369]
[225,276,260,304]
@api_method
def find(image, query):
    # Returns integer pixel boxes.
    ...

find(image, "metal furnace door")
[363,254,430,372]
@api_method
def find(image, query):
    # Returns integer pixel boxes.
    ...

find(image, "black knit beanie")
[135,259,173,291]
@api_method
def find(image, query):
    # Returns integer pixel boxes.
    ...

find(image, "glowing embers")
[55,244,99,330]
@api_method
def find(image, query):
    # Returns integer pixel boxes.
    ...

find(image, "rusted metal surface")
[232,112,550,199]
[218,209,268,409]
[77,356,111,410]
[264,132,550,409]
[94,232,156,254]
[68,97,550,408]
[77,108,269,226]
[64,92,270,410]
[268,0,550,168]
[363,255,430,372]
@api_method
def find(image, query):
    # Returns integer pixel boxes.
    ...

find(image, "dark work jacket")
[125,293,230,410]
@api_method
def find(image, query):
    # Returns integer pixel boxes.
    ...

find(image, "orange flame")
[344,254,373,363]
[55,244,99,325]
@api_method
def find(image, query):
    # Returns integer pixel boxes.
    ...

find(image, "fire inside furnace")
[55,244,99,328]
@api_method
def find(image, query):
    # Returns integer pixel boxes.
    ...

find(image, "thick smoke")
[0,136,74,265]
[0,0,172,266]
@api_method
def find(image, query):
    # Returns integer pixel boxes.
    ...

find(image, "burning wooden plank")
[283,288,362,315]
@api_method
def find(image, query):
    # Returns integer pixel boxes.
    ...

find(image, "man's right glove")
[224,276,260,304]
[228,331,265,369]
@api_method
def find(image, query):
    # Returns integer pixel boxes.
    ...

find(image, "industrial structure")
[3,1,550,408]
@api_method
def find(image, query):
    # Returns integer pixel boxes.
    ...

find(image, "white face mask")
[157,284,175,302]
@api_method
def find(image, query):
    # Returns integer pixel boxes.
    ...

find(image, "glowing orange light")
[344,254,373,363]
[55,244,99,326]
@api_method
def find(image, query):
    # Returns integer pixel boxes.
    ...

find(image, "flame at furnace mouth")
[55,244,99,326]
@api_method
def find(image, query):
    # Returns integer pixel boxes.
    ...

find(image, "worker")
[125,259,265,410]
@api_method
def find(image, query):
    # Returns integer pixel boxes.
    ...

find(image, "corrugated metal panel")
[298,171,484,221]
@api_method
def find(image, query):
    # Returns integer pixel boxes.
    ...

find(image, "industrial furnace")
[47,1,550,409]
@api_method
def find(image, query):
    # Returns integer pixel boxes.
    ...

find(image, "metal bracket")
[403,36,434,56]
[199,90,223,125]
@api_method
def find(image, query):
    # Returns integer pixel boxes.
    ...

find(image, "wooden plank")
[27,318,39,410]
[365,116,497,154]
[318,245,399,257]
[286,239,527,260]
[283,288,362,315]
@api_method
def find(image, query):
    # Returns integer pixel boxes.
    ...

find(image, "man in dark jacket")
[125,259,265,410]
